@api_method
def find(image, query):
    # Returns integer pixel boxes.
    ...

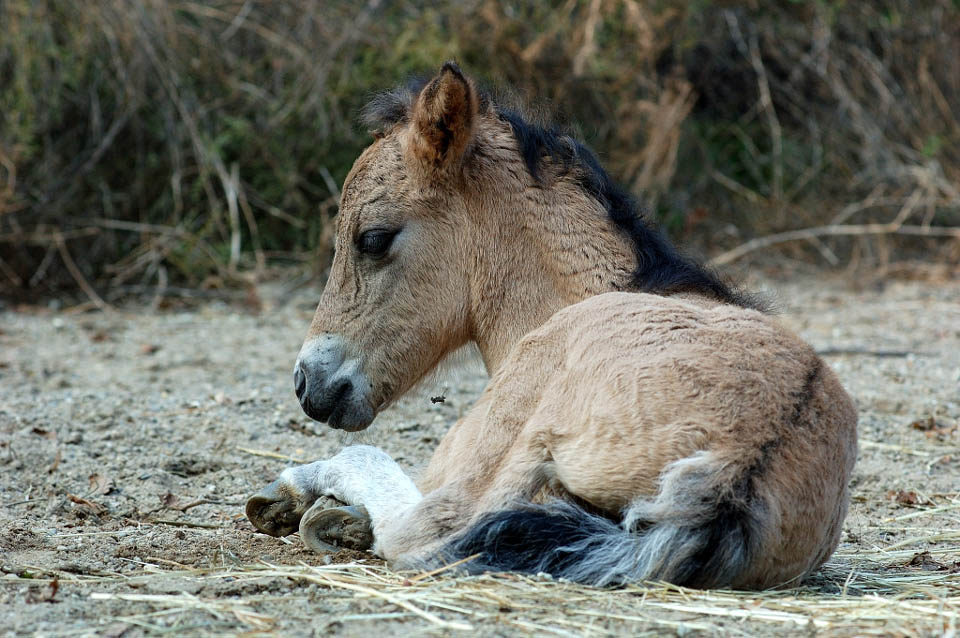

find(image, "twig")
[804,234,839,266]
[150,265,168,311]
[175,2,309,61]
[3,499,33,508]
[106,285,247,300]
[274,270,316,309]
[0,228,100,244]
[171,499,242,512]
[78,107,135,177]
[0,255,23,287]
[0,146,16,204]
[406,553,482,583]
[828,186,888,225]
[219,0,253,40]
[880,531,960,552]
[215,162,242,271]
[276,567,474,631]
[28,244,57,287]
[236,447,309,464]
[232,162,265,273]
[55,233,110,311]
[710,169,763,204]
[748,31,783,200]
[710,223,960,266]
[572,0,602,77]
[151,519,225,529]
[88,217,186,235]
[318,166,341,200]
[815,348,934,358]
[859,440,932,458]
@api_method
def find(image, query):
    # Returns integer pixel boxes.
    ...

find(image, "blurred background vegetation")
[1,0,958,304]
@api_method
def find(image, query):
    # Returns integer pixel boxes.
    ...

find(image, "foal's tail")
[442,452,770,588]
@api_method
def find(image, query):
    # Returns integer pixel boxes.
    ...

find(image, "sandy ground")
[1,274,959,637]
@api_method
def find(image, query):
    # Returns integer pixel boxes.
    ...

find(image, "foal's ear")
[408,62,478,174]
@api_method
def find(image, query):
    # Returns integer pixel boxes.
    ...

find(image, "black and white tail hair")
[442,452,769,588]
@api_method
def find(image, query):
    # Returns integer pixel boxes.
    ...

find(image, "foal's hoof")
[299,502,373,553]
[245,479,313,537]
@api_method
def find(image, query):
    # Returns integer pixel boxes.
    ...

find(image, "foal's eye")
[357,229,398,258]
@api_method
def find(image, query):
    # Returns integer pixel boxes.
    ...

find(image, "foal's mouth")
[294,335,377,432]
[299,387,375,432]
[296,368,376,432]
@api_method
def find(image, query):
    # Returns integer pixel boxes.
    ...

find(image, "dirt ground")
[2,274,959,637]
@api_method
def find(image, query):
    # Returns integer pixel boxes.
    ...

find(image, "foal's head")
[294,63,482,430]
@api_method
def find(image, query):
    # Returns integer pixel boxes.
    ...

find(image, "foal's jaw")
[294,335,375,431]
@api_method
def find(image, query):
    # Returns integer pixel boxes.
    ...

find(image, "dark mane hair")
[361,79,761,310]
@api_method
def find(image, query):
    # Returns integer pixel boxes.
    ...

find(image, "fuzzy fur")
[276,62,858,589]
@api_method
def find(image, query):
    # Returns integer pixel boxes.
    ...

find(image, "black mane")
[362,81,759,310]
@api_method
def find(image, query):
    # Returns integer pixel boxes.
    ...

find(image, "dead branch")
[151,518,224,529]
[816,348,935,358]
[0,255,23,287]
[55,233,110,311]
[710,224,960,267]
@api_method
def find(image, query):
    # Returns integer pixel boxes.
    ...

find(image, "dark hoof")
[299,502,373,553]
[245,479,313,537]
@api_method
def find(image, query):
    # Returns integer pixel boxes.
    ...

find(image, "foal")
[246,63,858,589]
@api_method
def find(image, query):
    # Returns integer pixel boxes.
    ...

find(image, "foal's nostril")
[331,378,353,404]
[294,363,307,401]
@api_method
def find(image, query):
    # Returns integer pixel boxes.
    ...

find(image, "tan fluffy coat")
[246,63,858,589]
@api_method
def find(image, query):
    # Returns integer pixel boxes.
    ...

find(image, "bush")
[1,1,958,301]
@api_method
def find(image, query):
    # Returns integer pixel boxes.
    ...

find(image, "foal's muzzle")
[294,335,375,431]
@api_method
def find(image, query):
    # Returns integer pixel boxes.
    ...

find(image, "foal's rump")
[443,292,858,589]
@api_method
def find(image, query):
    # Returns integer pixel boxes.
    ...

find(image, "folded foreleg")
[246,445,422,552]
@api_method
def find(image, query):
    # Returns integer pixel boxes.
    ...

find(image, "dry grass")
[10,480,960,638]
[11,543,959,637]
[2,1,959,301]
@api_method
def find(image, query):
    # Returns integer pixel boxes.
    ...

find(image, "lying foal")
[246,63,857,589]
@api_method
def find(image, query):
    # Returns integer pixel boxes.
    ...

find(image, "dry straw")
[16,541,956,637]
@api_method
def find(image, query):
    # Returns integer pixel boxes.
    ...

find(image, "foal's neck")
[467,182,637,373]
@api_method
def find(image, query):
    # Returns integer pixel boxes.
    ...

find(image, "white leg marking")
[279,445,422,528]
